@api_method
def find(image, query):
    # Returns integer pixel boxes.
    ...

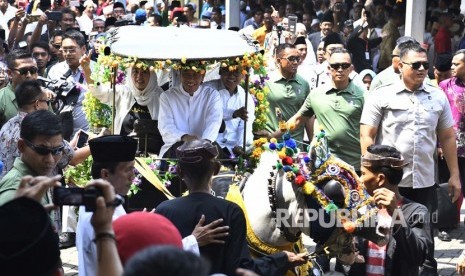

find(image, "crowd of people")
[0,0,465,275]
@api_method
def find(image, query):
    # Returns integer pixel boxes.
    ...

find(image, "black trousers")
[399,185,438,273]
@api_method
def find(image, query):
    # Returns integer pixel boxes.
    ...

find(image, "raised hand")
[80,49,93,69]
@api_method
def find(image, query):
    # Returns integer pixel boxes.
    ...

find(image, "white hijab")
[126,68,160,106]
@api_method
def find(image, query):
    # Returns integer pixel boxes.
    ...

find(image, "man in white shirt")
[78,0,96,35]
[158,67,222,158]
[47,29,92,139]
[76,135,138,276]
[210,7,225,30]
[205,67,254,156]
[0,0,17,38]
[77,135,229,276]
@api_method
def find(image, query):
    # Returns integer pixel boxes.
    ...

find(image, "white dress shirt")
[76,205,126,276]
[205,79,254,152]
[158,84,222,157]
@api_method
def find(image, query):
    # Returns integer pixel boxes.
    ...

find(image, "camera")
[53,186,103,212]
[37,76,79,111]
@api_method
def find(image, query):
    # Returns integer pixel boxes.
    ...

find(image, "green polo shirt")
[0,83,19,127]
[265,72,310,142]
[0,158,40,206]
[299,81,364,170]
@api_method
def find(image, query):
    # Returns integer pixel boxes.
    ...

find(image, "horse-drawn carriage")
[74,25,390,275]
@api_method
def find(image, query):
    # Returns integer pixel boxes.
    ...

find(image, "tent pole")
[242,68,250,151]
[111,67,117,134]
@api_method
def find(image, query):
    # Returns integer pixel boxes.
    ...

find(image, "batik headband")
[361,152,408,169]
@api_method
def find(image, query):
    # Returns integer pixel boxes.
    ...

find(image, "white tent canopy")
[109,26,259,60]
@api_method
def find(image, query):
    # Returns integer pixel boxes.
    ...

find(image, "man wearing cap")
[361,42,461,276]
[308,10,335,57]
[156,139,307,275]
[113,2,126,20]
[134,8,147,25]
[78,0,97,35]
[433,52,453,86]
[348,145,433,276]
[78,135,229,275]
[76,135,137,276]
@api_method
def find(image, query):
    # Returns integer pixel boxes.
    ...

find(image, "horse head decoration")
[219,130,391,275]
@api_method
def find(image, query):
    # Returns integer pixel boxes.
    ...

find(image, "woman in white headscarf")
[85,65,164,153]
[353,69,376,92]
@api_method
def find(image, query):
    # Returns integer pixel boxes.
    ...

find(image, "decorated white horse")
[213,132,390,275]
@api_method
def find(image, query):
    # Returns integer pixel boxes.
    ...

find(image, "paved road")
[61,205,465,276]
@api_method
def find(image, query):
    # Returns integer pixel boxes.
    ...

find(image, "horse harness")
[268,167,301,243]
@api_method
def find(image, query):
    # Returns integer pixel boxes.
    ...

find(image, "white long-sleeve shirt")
[88,82,162,135]
[76,205,126,276]
[205,79,255,152]
[158,84,223,157]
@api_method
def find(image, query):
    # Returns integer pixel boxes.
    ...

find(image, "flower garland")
[248,75,270,132]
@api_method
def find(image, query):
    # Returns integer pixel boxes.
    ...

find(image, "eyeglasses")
[52,44,61,49]
[402,61,429,70]
[13,67,38,75]
[329,63,351,70]
[32,99,52,105]
[281,56,301,63]
[23,139,64,156]
[62,48,77,54]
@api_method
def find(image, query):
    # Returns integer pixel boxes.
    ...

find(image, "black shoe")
[437,231,451,241]
[59,232,76,249]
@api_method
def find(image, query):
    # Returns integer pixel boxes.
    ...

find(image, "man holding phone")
[77,135,138,276]
[77,135,230,276]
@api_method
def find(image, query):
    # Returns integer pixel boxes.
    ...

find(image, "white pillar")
[225,0,240,29]
[404,0,427,43]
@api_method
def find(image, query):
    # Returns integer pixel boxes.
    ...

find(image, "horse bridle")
[268,167,301,243]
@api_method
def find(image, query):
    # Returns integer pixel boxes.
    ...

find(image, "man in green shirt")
[263,43,310,142]
[0,110,64,206]
[0,49,39,127]
[287,48,365,171]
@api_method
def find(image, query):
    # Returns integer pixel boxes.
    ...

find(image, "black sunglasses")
[13,67,38,75]
[282,56,301,63]
[52,44,61,49]
[402,61,429,70]
[329,63,351,70]
[23,139,64,156]
[32,99,53,105]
